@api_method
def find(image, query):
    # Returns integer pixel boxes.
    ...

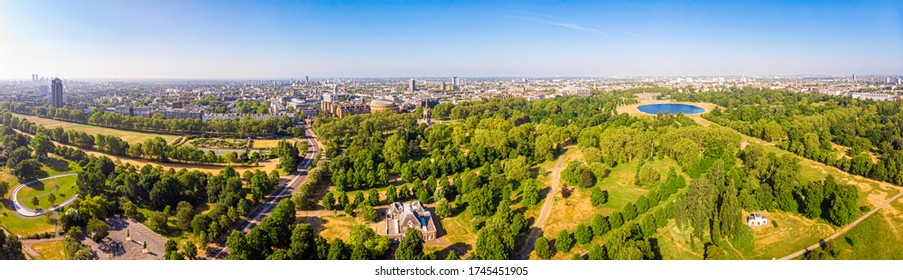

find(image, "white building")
[747,212,769,227]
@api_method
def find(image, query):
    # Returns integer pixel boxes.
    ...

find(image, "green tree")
[86,218,110,242]
[475,222,514,260]
[534,236,553,259]
[175,201,195,231]
[521,179,540,207]
[183,241,198,260]
[445,250,461,260]
[327,238,348,260]
[588,244,608,260]
[828,184,859,226]
[47,193,57,207]
[396,229,425,260]
[434,198,451,218]
[574,224,593,245]
[321,192,335,210]
[579,169,596,188]
[555,230,574,254]
[590,188,608,207]
[290,223,315,259]
[504,156,530,182]
[29,133,54,159]
[361,204,378,222]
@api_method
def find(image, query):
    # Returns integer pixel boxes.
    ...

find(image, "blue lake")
[637,103,705,115]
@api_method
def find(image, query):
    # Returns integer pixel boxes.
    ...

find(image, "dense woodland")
[0,103,295,137]
[673,89,903,185]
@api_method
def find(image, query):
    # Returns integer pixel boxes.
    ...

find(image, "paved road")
[516,154,565,259]
[9,174,79,217]
[207,127,320,259]
[779,189,903,260]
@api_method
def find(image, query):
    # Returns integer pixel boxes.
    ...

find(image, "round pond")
[637,103,705,115]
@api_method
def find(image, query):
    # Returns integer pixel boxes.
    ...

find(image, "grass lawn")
[439,207,478,255]
[32,240,67,260]
[831,203,903,259]
[311,214,371,241]
[253,138,299,149]
[12,113,179,144]
[16,175,78,210]
[0,211,57,236]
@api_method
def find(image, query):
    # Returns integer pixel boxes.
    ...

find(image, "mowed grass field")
[16,175,78,209]
[12,113,179,144]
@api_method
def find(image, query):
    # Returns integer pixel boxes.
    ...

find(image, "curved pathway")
[517,154,565,259]
[10,174,78,217]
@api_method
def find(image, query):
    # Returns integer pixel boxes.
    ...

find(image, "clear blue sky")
[1,0,901,79]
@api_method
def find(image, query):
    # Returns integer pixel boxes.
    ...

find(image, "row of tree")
[1,103,295,137]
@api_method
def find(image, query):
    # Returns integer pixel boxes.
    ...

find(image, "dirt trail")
[516,154,565,259]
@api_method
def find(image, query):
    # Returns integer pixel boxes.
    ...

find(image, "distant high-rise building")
[32,74,37,82]
[886,77,891,84]
[897,77,901,85]
[38,85,49,95]
[409,79,416,92]
[452,77,458,89]
[51,78,63,108]
[333,84,339,95]
[306,76,309,84]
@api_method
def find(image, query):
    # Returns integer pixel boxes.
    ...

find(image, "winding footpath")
[517,154,565,260]
[10,174,79,217]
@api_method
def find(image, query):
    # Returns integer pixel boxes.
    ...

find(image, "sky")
[1,0,902,79]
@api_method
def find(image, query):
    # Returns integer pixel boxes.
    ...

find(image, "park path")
[20,236,62,259]
[779,189,903,260]
[516,154,565,259]
[9,173,79,217]
[207,127,319,259]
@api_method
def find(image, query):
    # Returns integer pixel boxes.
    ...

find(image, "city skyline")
[2,0,902,79]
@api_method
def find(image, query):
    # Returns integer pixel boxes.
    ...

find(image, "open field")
[830,201,903,259]
[253,138,300,149]
[439,207,478,255]
[12,113,179,144]
[32,240,66,260]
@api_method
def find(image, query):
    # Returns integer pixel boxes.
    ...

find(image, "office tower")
[452,76,458,89]
[409,79,416,92]
[51,78,63,108]
[333,84,338,95]
[306,76,309,84]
